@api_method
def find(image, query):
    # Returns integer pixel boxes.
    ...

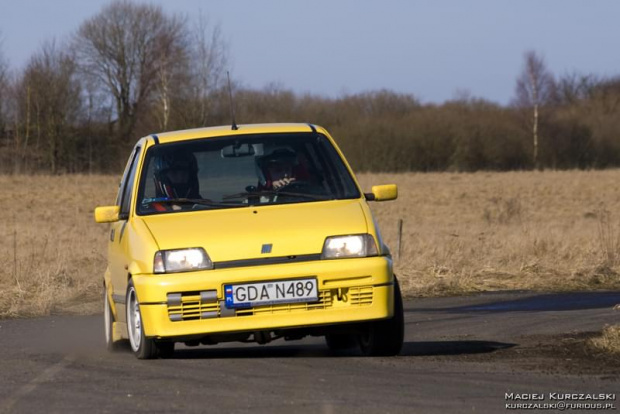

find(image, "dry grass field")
[0,175,116,318]
[1,170,620,319]
[358,170,620,296]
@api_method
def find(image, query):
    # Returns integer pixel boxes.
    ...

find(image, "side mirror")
[365,184,398,202]
[94,206,120,223]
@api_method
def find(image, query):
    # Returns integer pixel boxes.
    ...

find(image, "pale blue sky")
[0,0,617,104]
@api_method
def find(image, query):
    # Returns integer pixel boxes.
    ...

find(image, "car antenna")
[227,71,238,131]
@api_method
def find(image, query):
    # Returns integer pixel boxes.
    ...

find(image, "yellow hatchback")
[95,123,403,359]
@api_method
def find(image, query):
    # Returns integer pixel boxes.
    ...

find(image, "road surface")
[0,291,618,413]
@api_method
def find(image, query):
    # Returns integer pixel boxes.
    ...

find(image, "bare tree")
[156,54,172,131]
[189,13,228,126]
[514,50,555,169]
[0,32,8,138]
[16,41,81,173]
[556,72,598,105]
[154,25,188,131]
[0,39,6,96]
[74,1,186,144]
[0,33,10,173]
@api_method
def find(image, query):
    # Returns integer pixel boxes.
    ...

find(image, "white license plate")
[224,278,318,308]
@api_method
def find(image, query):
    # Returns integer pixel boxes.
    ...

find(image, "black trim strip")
[151,134,159,145]
[119,221,127,242]
[214,254,322,269]
[307,123,316,133]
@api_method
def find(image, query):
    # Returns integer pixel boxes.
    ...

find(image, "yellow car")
[95,123,403,359]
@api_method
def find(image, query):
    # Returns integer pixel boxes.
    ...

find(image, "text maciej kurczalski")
[505,393,616,401]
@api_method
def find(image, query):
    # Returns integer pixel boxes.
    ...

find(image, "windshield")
[136,132,360,215]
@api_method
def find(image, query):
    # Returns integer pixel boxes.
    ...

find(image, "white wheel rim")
[127,288,142,351]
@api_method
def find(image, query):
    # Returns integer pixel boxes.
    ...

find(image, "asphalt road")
[0,291,618,414]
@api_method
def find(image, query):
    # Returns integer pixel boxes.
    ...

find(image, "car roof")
[148,123,323,145]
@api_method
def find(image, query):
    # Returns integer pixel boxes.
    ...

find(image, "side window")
[116,148,137,206]
[119,147,142,219]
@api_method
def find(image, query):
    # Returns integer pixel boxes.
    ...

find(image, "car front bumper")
[132,256,394,339]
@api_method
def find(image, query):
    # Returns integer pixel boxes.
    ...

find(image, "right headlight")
[321,234,378,259]
[153,248,213,274]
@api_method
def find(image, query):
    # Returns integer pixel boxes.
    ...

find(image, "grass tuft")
[587,325,620,359]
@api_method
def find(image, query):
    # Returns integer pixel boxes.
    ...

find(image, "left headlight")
[153,248,213,274]
[321,234,378,259]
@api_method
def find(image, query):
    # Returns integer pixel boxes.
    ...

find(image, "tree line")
[1,1,619,174]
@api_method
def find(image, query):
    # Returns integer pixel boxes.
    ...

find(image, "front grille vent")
[234,289,333,316]
[167,291,219,321]
[348,286,373,306]
[166,286,373,321]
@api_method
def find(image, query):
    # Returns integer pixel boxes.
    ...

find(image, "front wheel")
[126,279,158,359]
[358,276,405,356]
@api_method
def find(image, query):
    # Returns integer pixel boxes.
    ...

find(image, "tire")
[103,285,120,352]
[358,276,405,356]
[126,279,158,359]
[325,333,358,352]
[157,341,175,359]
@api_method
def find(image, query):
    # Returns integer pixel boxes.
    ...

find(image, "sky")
[0,0,618,105]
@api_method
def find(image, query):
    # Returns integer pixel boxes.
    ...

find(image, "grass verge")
[587,325,620,360]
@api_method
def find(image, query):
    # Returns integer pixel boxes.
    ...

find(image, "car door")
[109,146,142,321]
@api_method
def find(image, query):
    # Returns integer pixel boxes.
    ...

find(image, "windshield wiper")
[145,198,247,209]
[223,191,332,201]
[274,191,332,200]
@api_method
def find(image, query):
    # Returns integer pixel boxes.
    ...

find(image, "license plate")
[224,278,318,309]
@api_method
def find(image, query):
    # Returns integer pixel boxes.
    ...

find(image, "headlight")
[153,248,213,273]
[321,234,378,259]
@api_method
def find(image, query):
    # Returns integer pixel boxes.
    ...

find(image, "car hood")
[140,200,368,263]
